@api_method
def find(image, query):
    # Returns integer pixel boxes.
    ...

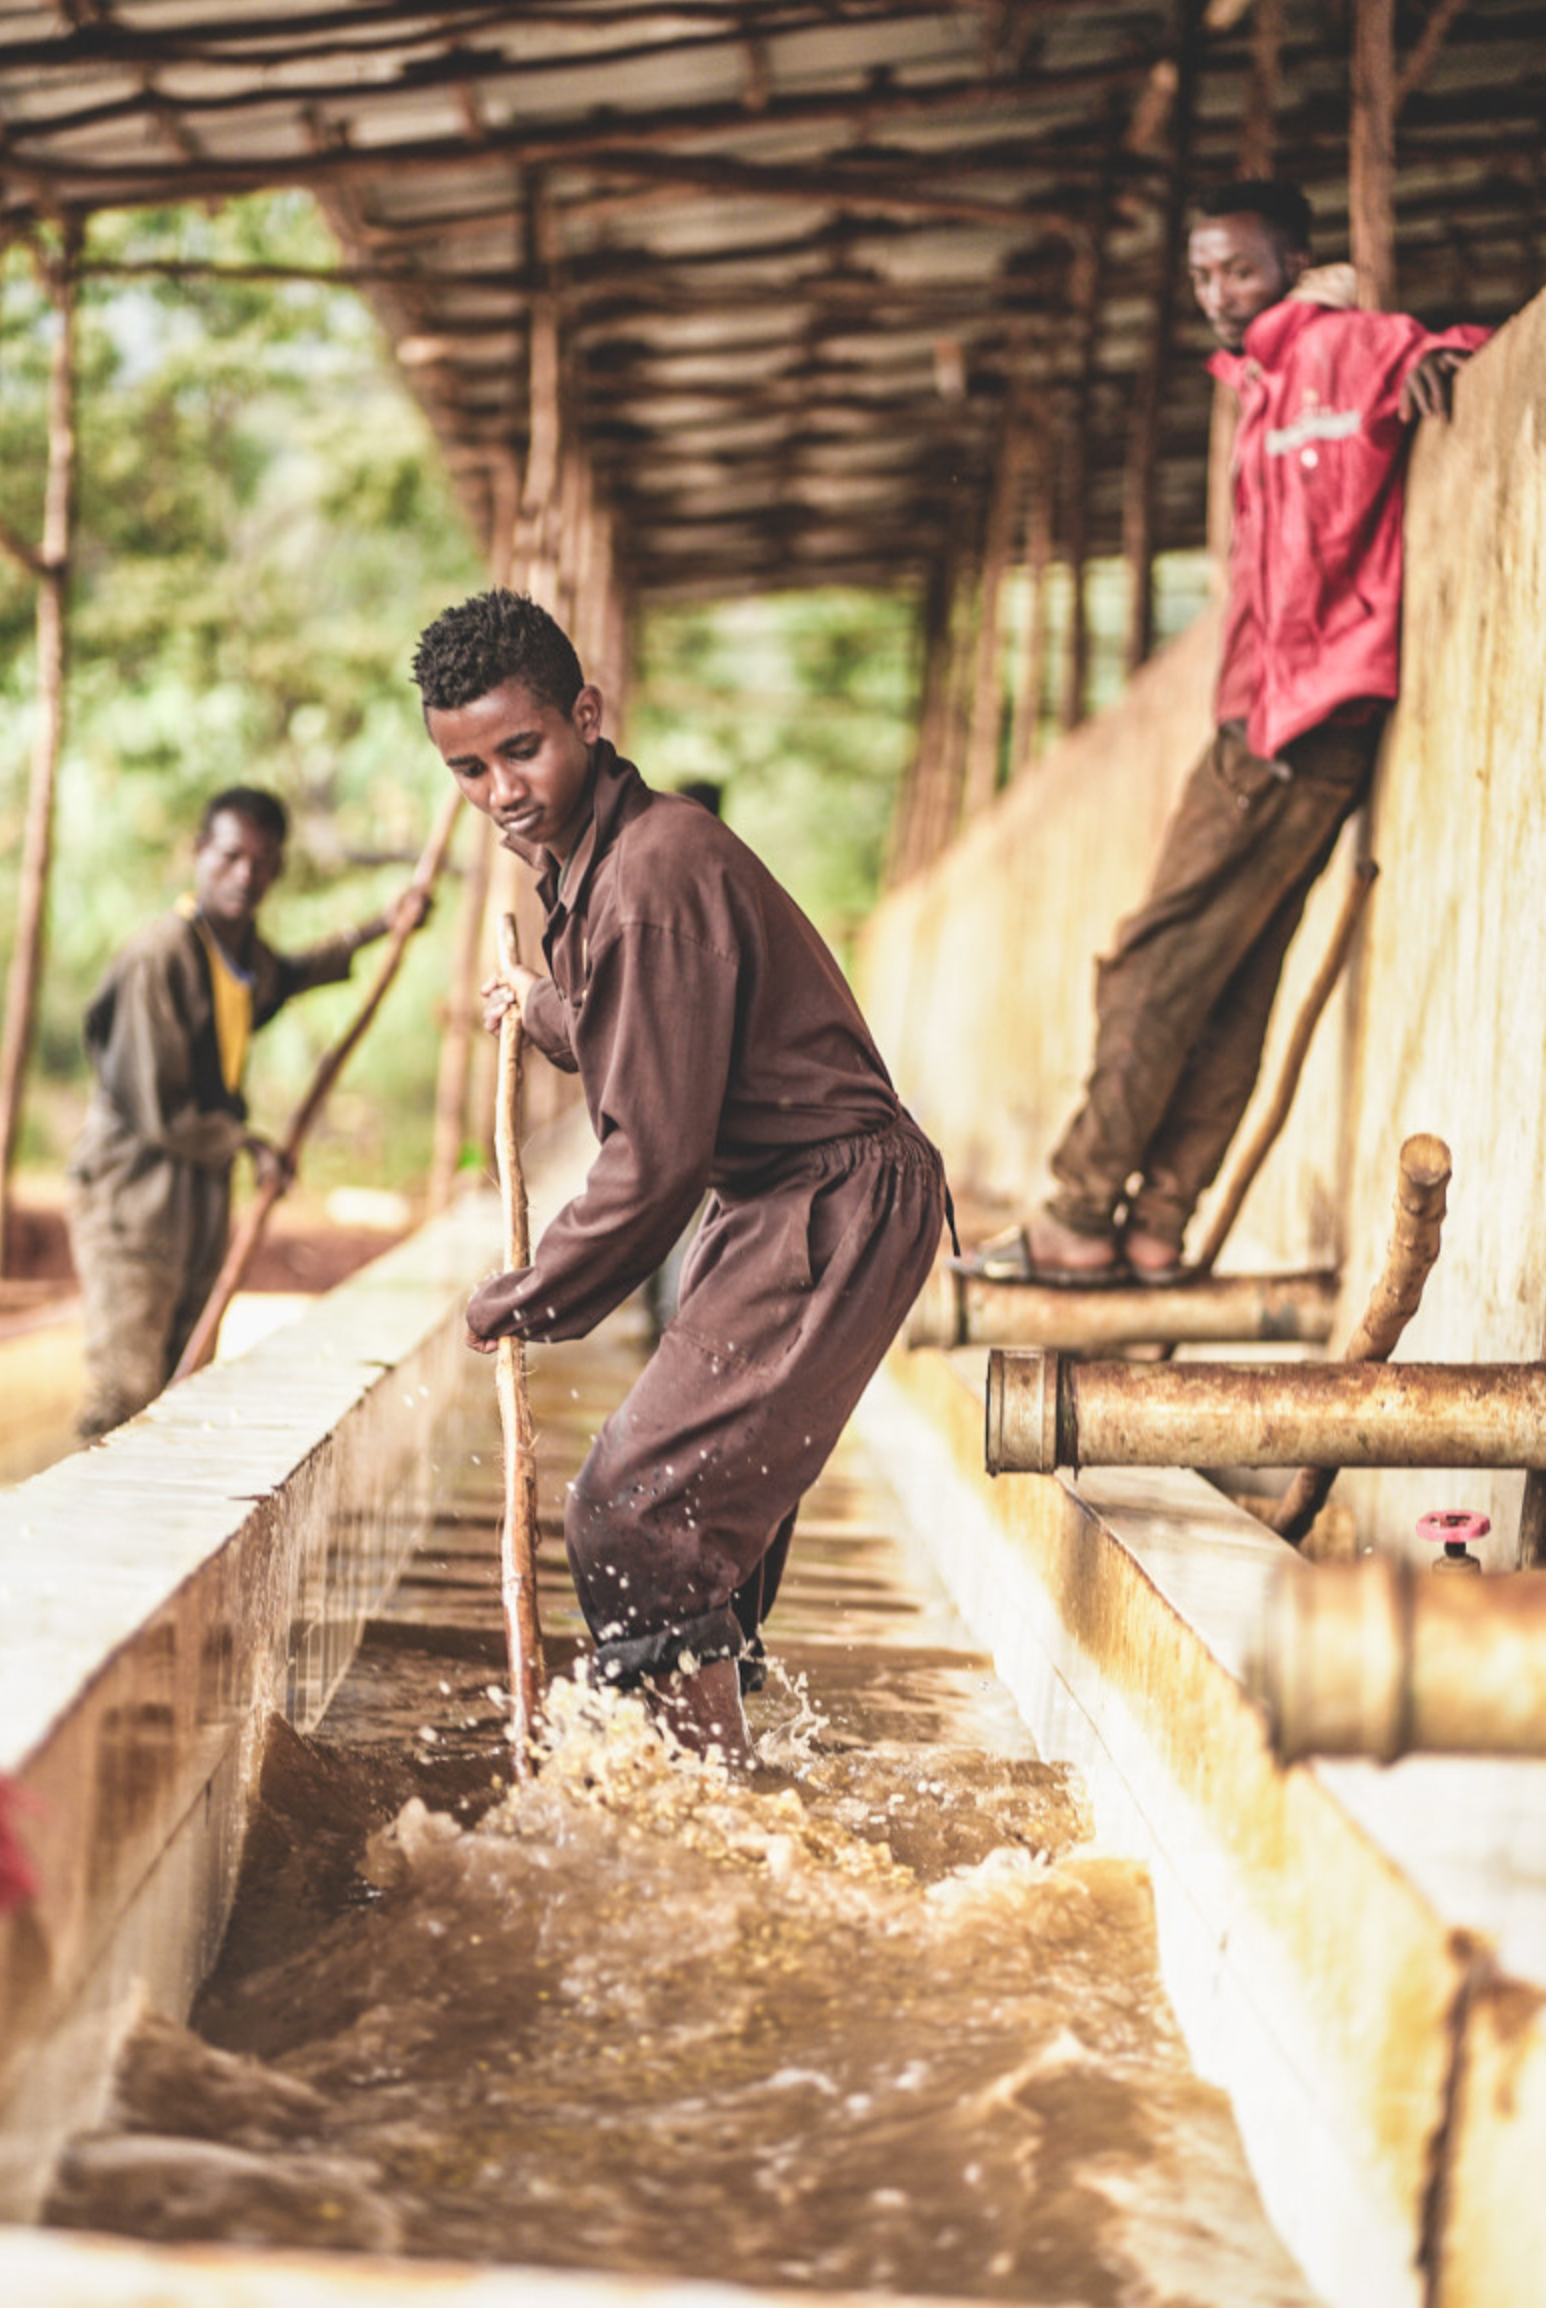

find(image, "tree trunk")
[0,227,79,1274]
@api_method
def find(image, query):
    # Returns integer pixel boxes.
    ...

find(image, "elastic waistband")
[720,1112,941,1198]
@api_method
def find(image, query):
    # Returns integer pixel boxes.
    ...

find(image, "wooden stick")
[1272,1133,1452,1544]
[494,911,545,1768]
[172,787,460,1379]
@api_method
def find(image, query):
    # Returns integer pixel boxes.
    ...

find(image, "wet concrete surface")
[42,1311,1322,2305]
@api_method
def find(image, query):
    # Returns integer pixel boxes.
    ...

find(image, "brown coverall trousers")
[1048,717,1380,1251]
[566,1117,944,1688]
[67,1163,231,1438]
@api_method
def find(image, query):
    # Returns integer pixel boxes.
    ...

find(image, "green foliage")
[0,195,484,1181]
[629,589,918,943]
[0,189,1215,1197]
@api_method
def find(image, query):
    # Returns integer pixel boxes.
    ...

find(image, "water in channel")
[47,1308,1319,2306]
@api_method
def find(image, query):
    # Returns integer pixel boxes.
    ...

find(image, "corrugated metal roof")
[0,2,1540,605]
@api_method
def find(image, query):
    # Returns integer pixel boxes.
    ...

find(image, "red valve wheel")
[1417,1510,1491,1547]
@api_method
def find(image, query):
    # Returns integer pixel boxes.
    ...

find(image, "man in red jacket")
[963,178,1490,1286]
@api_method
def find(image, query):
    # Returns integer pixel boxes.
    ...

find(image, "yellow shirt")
[177,896,253,1096]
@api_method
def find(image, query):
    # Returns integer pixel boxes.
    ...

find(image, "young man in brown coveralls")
[413,590,946,1761]
[66,787,428,1438]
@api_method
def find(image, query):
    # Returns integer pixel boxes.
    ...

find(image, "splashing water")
[42,1323,1318,2305]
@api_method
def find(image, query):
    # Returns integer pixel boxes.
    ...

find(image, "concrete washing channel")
[2,1127,1544,2308]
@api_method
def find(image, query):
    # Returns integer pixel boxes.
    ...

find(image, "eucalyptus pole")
[1351,0,1397,311]
[961,388,1030,818]
[0,223,80,1273]
[1006,417,1052,782]
[1058,105,1118,732]
[426,447,517,1217]
[1122,0,1202,676]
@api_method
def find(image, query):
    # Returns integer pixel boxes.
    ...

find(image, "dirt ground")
[0,1193,408,1306]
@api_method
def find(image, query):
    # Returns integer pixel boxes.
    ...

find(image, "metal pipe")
[986,1350,1546,1476]
[907,1264,1337,1353]
[1273,1132,1451,1543]
[1248,1559,1546,1762]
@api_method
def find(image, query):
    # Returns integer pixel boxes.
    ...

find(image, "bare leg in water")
[648,1657,753,1765]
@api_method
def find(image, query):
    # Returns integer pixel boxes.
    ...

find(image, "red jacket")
[1210,279,1491,762]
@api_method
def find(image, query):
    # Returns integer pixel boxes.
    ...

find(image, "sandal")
[947,1224,1130,1290]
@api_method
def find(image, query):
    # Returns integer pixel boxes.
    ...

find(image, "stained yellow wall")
[859,288,1542,1565]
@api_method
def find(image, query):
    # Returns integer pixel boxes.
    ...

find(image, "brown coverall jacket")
[467,742,945,1684]
[66,909,358,1434]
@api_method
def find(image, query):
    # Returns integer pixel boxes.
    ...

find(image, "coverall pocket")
[672,1184,816,1366]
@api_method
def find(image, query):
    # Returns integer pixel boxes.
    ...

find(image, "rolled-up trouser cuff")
[592,1605,743,1689]
[1044,1189,1121,1242]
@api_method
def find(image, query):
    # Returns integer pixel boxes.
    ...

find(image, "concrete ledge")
[857,1343,1546,2308]
[0,1190,501,2221]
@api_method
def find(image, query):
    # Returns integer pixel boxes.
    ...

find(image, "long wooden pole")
[426,815,494,1215]
[0,224,78,1274]
[172,787,460,1379]
[1122,0,1202,676]
[428,444,518,1213]
[961,392,1029,818]
[1351,0,1398,312]
[1006,425,1052,783]
[494,910,545,1766]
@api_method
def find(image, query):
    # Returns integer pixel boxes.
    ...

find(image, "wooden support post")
[1123,3,1202,677]
[961,391,1029,817]
[887,545,956,882]
[1351,0,1398,311]
[934,555,978,848]
[1058,111,1118,732]
[515,173,563,609]
[1239,0,1284,175]
[1056,390,1090,733]
[0,225,79,1275]
[1007,421,1052,782]
[426,816,494,1216]
[428,450,519,1216]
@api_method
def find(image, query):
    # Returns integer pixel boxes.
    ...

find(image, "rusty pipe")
[907,1263,1337,1353]
[1249,1559,1546,1762]
[1273,1133,1452,1543]
[986,1351,1546,1476]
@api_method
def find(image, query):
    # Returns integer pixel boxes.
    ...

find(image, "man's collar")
[1208,282,1337,385]
[531,739,642,917]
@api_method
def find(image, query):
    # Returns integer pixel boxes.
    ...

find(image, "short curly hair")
[198,785,288,844]
[1195,178,1313,255]
[411,589,585,715]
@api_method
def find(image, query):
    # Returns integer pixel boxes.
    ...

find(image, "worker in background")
[413,589,946,1763]
[66,785,428,1438]
[958,178,1491,1287]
